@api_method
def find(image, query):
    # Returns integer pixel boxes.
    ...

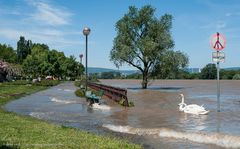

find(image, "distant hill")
[88,67,139,75]
[88,67,115,74]
[223,67,240,71]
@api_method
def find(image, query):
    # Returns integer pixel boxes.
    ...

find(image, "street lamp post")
[83,27,91,94]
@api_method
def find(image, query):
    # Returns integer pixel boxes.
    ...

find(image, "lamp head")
[83,27,91,36]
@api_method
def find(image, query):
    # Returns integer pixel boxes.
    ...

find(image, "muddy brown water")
[4,80,240,149]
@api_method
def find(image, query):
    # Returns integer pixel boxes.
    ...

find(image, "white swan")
[179,94,209,115]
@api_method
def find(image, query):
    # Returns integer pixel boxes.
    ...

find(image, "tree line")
[89,63,240,80]
[0,36,84,81]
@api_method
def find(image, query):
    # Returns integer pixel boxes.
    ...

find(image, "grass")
[0,83,141,149]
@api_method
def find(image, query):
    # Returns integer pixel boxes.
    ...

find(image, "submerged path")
[5,81,240,149]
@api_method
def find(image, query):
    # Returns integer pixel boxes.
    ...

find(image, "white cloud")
[225,12,240,17]
[0,28,83,49]
[0,0,84,51]
[26,0,72,26]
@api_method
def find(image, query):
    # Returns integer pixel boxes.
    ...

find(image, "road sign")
[210,32,226,51]
[212,52,225,63]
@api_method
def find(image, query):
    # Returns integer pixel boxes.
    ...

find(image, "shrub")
[4,80,31,85]
[75,89,85,97]
[118,98,134,107]
[232,74,240,80]
[74,81,81,87]
[128,101,135,107]
[74,80,86,89]
[33,80,60,86]
[118,98,125,106]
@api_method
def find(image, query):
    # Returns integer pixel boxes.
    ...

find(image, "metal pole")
[217,51,220,112]
[85,35,88,94]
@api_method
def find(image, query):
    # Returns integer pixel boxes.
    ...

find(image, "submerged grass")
[0,83,141,149]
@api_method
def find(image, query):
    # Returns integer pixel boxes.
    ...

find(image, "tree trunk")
[141,68,148,89]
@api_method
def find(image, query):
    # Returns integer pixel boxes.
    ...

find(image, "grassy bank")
[0,83,141,149]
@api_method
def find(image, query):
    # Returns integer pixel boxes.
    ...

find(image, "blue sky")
[0,0,240,70]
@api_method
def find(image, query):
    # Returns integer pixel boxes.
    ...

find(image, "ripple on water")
[50,97,77,104]
[103,124,240,149]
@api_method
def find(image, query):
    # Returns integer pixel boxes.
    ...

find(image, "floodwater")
[4,80,240,149]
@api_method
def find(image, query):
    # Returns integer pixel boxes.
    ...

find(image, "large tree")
[200,63,217,79]
[110,5,188,88]
[152,50,188,79]
[0,44,17,63]
[22,43,84,79]
[17,36,32,63]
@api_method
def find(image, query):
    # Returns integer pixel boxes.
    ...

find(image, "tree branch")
[122,58,143,72]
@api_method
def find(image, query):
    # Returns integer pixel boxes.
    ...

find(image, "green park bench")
[86,90,104,105]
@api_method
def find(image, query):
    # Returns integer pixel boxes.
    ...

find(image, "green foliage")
[118,98,125,106]
[232,74,240,80]
[200,63,217,79]
[220,69,239,80]
[128,101,135,107]
[17,36,32,63]
[0,44,17,63]
[0,36,85,80]
[152,51,189,79]
[75,89,85,97]
[110,5,188,88]
[125,73,142,79]
[33,80,60,86]
[101,71,120,79]
[118,98,134,107]
[74,80,82,87]
[22,42,84,79]
[181,72,200,79]
[4,80,60,86]
[4,80,31,85]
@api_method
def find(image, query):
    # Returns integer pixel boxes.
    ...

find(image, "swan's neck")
[181,96,185,104]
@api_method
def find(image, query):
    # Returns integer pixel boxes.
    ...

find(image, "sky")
[0,0,240,70]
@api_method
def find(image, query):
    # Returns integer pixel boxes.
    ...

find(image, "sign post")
[210,32,226,112]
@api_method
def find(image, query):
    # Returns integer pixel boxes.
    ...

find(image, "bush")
[118,99,125,106]
[33,80,60,86]
[74,80,86,88]
[4,80,31,85]
[118,98,134,107]
[232,74,240,80]
[74,81,81,87]
[128,101,135,107]
[75,89,85,97]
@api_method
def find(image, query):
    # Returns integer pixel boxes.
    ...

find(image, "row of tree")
[88,63,240,80]
[0,36,84,81]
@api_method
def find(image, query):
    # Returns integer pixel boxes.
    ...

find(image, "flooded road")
[4,80,240,148]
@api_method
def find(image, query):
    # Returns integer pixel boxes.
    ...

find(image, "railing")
[88,82,129,106]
